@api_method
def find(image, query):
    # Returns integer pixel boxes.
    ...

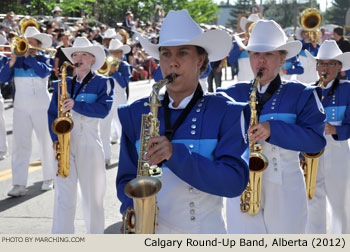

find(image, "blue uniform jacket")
[47,73,114,143]
[116,94,251,214]
[227,41,247,65]
[218,79,326,153]
[322,80,350,141]
[0,54,52,82]
[111,61,131,88]
[281,56,304,75]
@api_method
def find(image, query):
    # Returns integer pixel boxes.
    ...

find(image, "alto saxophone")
[123,73,176,234]
[240,70,269,215]
[51,61,75,178]
[301,72,327,200]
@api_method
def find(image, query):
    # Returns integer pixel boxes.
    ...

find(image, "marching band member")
[0,34,8,160]
[116,9,250,234]
[295,27,320,84]
[227,13,261,82]
[48,37,113,233]
[305,40,350,234]
[219,20,326,233]
[0,27,56,196]
[100,38,131,165]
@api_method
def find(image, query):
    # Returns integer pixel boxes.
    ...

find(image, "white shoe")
[0,151,8,160]
[8,185,26,197]
[41,180,54,191]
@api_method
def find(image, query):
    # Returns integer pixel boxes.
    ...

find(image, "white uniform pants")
[0,95,7,153]
[52,116,106,234]
[227,173,308,234]
[100,84,126,160]
[306,136,350,234]
[11,106,55,186]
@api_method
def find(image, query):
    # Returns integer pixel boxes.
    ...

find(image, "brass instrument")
[301,72,327,200]
[18,17,39,35]
[2,17,56,57]
[3,35,57,57]
[123,73,176,234]
[300,8,322,43]
[51,61,75,178]
[97,56,120,76]
[240,70,269,216]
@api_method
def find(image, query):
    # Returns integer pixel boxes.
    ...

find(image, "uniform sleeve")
[333,87,350,141]
[47,81,59,143]
[0,59,14,83]
[116,105,138,213]
[268,86,326,153]
[73,78,114,118]
[111,61,131,88]
[165,101,250,198]
[23,55,52,78]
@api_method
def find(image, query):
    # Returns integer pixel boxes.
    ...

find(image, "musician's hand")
[248,121,271,143]
[145,136,173,165]
[9,54,17,68]
[63,98,74,112]
[325,122,337,135]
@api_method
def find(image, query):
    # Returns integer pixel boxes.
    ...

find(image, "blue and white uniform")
[296,40,320,84]
[228,41,254,82]
[117,92,250,233]
[280,56,304,81]
[0,54,8,157]
[219,77,326,233]
[100,61,131,162]
[48,72,113,234]
[306,79,350,234]
[0,54,55,186]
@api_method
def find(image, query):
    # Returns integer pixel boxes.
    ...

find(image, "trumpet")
[97,56,120,76]
[1,36,57,57]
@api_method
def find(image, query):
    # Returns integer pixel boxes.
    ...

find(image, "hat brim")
[305,49,350,71]
[109,45,131,54]
[136,30,232,62]
[102,34,122,41]
[235,35,302,60]
[240,17,249,32]
[62,45,106,71]
[27,33,52,48]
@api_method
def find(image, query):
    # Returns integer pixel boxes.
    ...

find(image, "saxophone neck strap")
[70,71,94,101]
[163,84,203,141]
[256,74,281,118]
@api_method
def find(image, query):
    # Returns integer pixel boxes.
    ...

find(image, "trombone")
[0,36,57,57]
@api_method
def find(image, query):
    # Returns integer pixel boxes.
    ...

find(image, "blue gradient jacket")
[47,73,114,143]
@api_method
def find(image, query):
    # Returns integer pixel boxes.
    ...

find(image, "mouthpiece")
[74,63,81,67]
[321,72,327,78]
[257,70,263,78]
[164,73,177,83]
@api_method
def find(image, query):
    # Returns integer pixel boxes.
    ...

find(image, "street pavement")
[0,70,235,234]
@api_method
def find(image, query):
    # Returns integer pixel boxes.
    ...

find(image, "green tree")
[227,0,252,30]
[325,0,350,25]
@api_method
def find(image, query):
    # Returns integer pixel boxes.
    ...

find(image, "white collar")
[168,91,195,109]
[324,79,334,89]
[257,82,270,94]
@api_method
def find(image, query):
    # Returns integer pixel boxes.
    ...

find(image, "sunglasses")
[316,61,341,68]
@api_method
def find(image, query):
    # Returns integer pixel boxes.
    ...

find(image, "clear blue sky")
[214,0,332,12]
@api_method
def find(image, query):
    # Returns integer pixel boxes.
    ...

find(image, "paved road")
[0,71,235,234]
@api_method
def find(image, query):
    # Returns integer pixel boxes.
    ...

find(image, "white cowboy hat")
[102,28,122,40]
[52,6,63,13]
[108,39,131,54]
[0,34,6,45]
[305,40,350,71]
[235,19,302,60]
[136,9,232,62]
[62,37,106,71]
[240,13,261,32]
[24,26,52,48]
